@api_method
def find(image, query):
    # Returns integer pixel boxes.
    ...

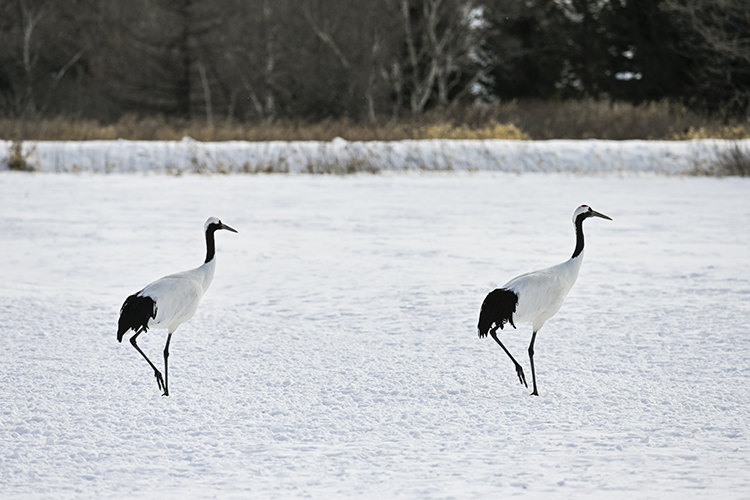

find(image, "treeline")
[1,0,749,125]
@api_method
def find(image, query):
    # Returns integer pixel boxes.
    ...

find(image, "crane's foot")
[161,389,170,397]
[529,390,539,396]
[514,363,528,388]
[153,370,166,393]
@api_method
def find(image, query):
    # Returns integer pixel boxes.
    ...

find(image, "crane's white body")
[139,258,216,334]
[504,252,583,332]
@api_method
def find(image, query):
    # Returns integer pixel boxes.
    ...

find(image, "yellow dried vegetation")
[0,115,531,142]
[414,122,529,140]
[677,126,750,140]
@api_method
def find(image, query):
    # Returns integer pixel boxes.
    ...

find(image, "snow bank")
[3,137,748,174]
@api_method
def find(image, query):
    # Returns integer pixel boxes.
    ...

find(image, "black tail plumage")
[117,292,157,342]
[477,288,518,337]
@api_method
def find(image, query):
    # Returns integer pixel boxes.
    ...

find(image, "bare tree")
[214,0,289,122]
[303,0,351,69]
[19,1,46,114]
[298,0,394,120]
[661,0,750,117]
[390,0,490,114]
[0,0,97,118]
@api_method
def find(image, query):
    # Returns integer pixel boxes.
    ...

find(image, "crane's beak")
[591,210,612,221]
[221,222,238,233]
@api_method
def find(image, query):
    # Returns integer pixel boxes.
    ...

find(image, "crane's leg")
[489,326,528,388]
[130,331,165,393]
[528,331,539,396]
[162,333,172,397]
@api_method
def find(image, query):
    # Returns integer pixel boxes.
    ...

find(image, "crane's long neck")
[205,226,218,263]
[200,228,218,292]
[571,215,586,259]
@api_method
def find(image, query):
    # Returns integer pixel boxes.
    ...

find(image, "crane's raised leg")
[528,331,539,396]
[130,331,166,393]
[489,326,528,388]
[162,333,172,397]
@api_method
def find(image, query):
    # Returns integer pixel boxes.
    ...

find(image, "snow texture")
[1,170,749,499]
[3,138,750,174]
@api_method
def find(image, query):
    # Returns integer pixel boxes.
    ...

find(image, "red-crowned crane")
[117,217,238,396]
[477,205,612,396]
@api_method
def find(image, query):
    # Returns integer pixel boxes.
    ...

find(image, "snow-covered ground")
[3,138,750,174]
[1,170,749,499]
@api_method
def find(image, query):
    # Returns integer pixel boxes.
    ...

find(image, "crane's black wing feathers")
[117,291,157,342]
[477,288,518,337]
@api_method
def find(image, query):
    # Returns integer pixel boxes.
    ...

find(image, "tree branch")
[303,1,350,69]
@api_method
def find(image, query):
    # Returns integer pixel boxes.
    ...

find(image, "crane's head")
[205,216,239,234]
[573,205,612,224]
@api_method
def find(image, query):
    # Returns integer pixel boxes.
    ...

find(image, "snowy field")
[1,170,750,499]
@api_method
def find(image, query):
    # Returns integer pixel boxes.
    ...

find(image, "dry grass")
[0,115,529,142]
[437,99,750,140]
[688,142,750,177]
[416,122,529,140]
[677,126,750,140]
[4,141,35,171]
[1,100,747,141]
